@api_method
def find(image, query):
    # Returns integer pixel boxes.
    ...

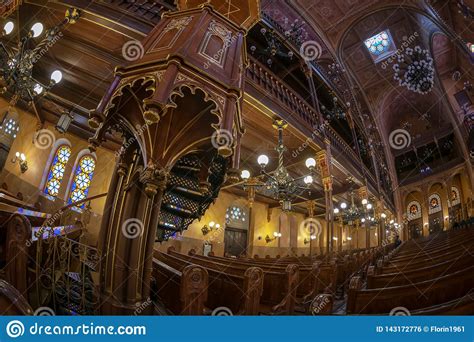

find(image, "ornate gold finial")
[272,118,288,130]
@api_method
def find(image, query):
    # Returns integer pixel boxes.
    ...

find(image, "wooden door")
[429,212,443,234]
[408,219,422,239]
[224,228,247,257]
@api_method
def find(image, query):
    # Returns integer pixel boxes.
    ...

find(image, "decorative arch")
[406,201,422,221]
[42,139,72,198]
[428,193,442,214]
[65,150,97,207]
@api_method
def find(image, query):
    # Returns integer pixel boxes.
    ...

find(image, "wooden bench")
[154,251,265,315]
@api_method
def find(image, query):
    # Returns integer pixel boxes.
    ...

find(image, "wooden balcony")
[244,57,380,195]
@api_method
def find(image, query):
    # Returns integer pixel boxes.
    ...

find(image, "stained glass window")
[406,201,421,221]
[0,117,19,138]
[448,186,461,207]
[428,194,442,214]
[364,30,395,61]
[68,155,96,207]
[225,206,246,223]
[44,145,72,197]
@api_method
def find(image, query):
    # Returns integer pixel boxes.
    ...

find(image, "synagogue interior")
[0,0,473,316]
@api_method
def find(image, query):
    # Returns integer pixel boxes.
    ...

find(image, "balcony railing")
[245,57,378,190]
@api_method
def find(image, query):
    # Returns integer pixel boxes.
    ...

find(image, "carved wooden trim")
[346,276,363,314]
[180,264,208,315]
[149,16,193,52]
[0,279,33,315]
[272,263,299,314]
[242,267,264,315]
[198,20,233,68]
[5,214,31,297]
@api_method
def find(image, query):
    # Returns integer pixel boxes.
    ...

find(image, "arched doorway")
[223,204,249,257]
[407,201,422,239]
[428,193,443,234]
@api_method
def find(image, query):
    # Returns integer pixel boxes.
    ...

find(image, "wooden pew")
[152,259,208,315]
[154,251,264,315]
[161,248,299,315]
[347,264,474,314]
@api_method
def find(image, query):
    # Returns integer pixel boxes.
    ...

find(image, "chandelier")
[320,95,348,121]
[240,118,316,211]
[0,8,80,104]
[392,46,434,94]
[332,187,381,227]
[249,16,308,67]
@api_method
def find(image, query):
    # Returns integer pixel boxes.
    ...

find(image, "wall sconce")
[11,152,27,173]
[201,221,220,235]
[263,231,281,243]
[304,235,316,244]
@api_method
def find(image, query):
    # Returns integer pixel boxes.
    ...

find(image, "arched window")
[67,154,96,207]
[406,201,421,221]
[449,186,461,207]
[428,193,442,214]
[44,145,72,197]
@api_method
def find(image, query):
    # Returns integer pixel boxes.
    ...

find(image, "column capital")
[139,161,169,197]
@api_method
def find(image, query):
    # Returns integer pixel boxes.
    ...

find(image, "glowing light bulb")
[257,154,269,167]
[305,157,316,169]
[303,175,313,184]
[31,22,44,38]
[333,208,339,214]
[50,70,63,84]
[340,202,347,209]
[33,84,43,94]
[240,169,250,180]
[3,21,14,35]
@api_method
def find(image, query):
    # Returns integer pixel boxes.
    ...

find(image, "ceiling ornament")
[392,46,435,95]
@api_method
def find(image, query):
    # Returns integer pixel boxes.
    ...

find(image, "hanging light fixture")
[0,8,80,104]
[249,14,308,67]
[55,109,74,133]
[392,46,434,94]
[240,118,316,212]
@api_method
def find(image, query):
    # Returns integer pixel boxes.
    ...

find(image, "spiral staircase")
[157,152,228,242]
